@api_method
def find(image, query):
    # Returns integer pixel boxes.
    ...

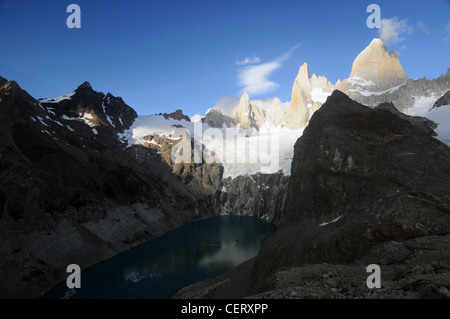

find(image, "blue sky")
[0,0,449,117]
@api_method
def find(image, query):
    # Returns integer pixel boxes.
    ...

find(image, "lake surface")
[44,215,276,299]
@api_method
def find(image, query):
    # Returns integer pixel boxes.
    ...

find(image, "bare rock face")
[287,63,333,129]
[337,38,408,92]
[218,173,290,222]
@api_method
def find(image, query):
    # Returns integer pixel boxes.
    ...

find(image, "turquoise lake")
[44,215,276,299]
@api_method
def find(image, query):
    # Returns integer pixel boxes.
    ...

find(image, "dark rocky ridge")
[433,90,450,108]
[0,78,208,298]
[255,90,450,292]
[174,90,450,299]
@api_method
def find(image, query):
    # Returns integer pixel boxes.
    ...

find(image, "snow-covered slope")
[403,95,450,146]
[119,115,304,178]
[427,104,450,145]
[404,95,440,117]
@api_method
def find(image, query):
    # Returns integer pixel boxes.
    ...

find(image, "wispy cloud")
[237,44,300,96]
[378,17,414,46]
[444,22,450,42]
[235,56,261,66]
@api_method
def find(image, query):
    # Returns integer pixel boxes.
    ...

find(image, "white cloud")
[378,17,414,46]
[213,95,240,116]
[235,56,261,66]
[237,45,300,96]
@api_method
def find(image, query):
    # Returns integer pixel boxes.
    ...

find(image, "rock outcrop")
[434,90,450,108]
[218,173,289,223]
[161,109,191,122]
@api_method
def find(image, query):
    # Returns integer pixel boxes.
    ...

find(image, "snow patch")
[61,114,78,120]
[37,116,49,127]
[349,81,407,97]
[404,95,439,117]
[80,113,95,128]
[347,77,376,87]
[190,114,203,122]
[319,215,342,227]
[39,92,75,103]
[148,139,161,147]
[41,129,52,135]
[311,87,332,103]
[427,104,450,146]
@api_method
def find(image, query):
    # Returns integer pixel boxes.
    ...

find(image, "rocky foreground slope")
[174,91,450,299]
[0,78,216,298]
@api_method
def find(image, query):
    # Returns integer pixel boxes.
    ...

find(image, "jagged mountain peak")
[347,38,408,91]
[296,62,310,82]
[234,92,266,130]
[267,97,285,126]
[203,107,235,128]
[239,91,250,103]
[76,81,93,91]
[287,62,333,129]
[368,37,384,47]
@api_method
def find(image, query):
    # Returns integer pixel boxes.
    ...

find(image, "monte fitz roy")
[1,38,450,299]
